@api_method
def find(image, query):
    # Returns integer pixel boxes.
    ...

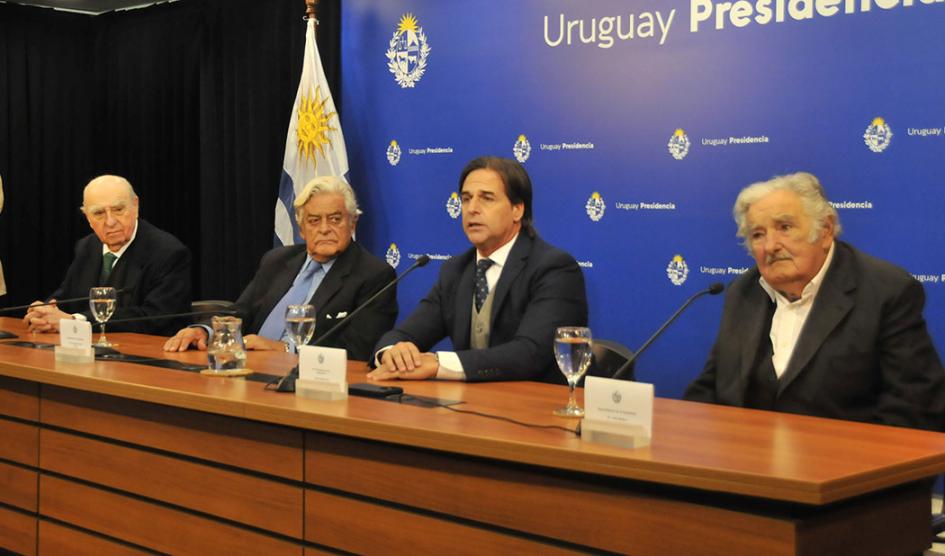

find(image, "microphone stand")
[0,286,136,339]
[611,283,724,380]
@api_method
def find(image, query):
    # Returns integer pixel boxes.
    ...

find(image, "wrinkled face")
[460,169,523,257]
[83,178,139,251]
[746,189,833,297]
[299,193,355,262]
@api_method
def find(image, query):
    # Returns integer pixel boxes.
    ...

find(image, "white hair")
[293,176,361,225]
[733,172,841,252]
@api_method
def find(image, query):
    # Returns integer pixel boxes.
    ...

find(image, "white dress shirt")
[759,242,836,377]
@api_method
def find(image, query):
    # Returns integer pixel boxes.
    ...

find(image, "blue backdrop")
[340,0,945,397]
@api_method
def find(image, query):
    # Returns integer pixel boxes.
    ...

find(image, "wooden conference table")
[1,317,945,555]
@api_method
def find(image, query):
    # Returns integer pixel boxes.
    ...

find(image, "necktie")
[258,261,322,341]
[100,252,118,284]
[475,259,493,312]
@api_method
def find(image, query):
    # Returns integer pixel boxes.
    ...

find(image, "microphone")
[611,282,724,380]
[273,254,432,393]
[0,286,136,314]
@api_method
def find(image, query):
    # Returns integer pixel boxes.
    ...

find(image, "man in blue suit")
[369,156,588,383]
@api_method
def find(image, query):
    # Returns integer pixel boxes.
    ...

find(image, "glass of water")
[285,304,316,351]
[553,326,593,417]
[89,287,117,347]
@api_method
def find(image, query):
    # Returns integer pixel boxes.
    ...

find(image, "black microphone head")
[416,255,431,267]
[708,282,725,295]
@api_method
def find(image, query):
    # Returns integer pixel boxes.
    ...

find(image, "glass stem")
[99,323,107,345]
[567,381,577,409]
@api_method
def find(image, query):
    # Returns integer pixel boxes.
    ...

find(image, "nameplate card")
[298,345,347,385]
[584,376,654,438]
[59,319,92,350]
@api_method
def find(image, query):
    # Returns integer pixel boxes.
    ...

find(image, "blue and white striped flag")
[274,17,349,246]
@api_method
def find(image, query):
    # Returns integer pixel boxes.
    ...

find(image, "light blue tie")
[258,261,321,341]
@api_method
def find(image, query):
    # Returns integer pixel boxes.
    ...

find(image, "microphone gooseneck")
[611,282,724,380]
[0,285,137,314]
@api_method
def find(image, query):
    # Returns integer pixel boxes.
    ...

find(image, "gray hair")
[293,176,362,225]
[733,172,841,251]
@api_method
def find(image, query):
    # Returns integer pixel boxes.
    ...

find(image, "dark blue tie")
[475,259,493,313]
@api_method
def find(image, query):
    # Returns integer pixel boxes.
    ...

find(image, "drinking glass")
[89,287,117,347]
[553,326,593,417]
[285,304,316,351]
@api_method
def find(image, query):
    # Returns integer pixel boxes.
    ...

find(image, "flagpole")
[305,0,317,25]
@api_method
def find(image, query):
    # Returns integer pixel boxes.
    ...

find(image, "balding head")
[81,175,140,251]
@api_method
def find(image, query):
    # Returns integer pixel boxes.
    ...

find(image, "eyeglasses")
[83,203,130,221]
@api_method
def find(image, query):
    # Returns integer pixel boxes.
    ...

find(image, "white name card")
[583,376,654,446]
[298,345,347,385]
[59,319,92,350]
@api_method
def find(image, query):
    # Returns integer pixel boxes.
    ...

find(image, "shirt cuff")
[190,324,213,342]
[374,345,393,368]
[434,351,465,381]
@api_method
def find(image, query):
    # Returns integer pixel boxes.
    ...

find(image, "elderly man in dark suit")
[685,172,945,431]
[368,156,588,383]
[164,176,396,361]
[24,175,191,336]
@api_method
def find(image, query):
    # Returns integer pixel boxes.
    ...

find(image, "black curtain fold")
[0,0,341,308]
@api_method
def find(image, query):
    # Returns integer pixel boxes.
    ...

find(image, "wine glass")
[553,326,593,417]
[285,304,316,351]
[89,287,117,347]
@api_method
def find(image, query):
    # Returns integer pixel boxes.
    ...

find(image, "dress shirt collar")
[101,219,139,260]
[301,254,335,277]
[759,240,836,305]
[477,232,519,268]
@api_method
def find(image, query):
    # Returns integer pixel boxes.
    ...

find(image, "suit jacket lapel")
[777,243,856,395]
[308,244,355,313]
[79,245,104,290]
[452,251,476,350]
[255,249,307,330]
[737,280,774,405]
[489,235,530,331]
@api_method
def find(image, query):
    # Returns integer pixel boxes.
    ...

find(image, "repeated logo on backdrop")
[666,255,689,286]
[513,134,532,163]
[385,243,401,268]
[386,14,431,88]
[386,140,402,166]
[667,129,691,160]
[585,192,606,222]
[446,192,462,219]
[864,117,893,153]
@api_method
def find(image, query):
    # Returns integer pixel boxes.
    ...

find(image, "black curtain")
[0,0,341,308]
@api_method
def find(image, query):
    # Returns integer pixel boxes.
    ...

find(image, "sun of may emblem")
[296,86,337,167]
[386,13,431,89]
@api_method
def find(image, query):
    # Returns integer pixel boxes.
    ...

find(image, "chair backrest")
[191,299,234,316]
[585,338,635,382]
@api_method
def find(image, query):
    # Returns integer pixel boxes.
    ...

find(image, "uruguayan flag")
[274,18,349,245]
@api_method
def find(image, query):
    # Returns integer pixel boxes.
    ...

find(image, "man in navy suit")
[685,172,945,431]
[24,175,191,336]
[369,156,588,383]
[163,176,396,361]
